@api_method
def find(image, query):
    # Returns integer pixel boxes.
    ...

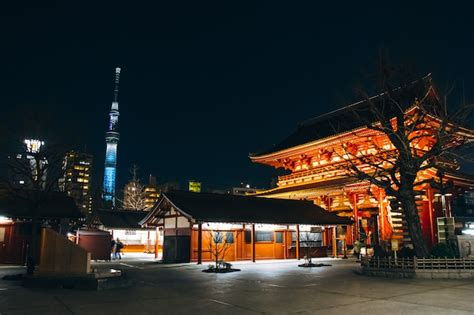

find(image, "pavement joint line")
[119,263,144,269]
[207,298,264,314]
[53,295,75,315]
[316,284,474,313]
[265,283,285,288]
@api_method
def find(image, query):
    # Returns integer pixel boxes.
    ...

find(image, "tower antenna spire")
[114,67,121,102]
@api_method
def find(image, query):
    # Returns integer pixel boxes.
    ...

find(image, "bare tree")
[0,139,67,274]
[300,231,317,266]
[207,230,232,270]
[338,63,473,257]
[120,165,146,210]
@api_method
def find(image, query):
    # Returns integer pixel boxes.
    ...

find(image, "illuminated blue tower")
[103,67,121,206]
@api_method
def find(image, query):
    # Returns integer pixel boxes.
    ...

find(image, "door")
[274,231,285,259]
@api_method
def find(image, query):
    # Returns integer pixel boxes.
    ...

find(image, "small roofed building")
[140,190,351,263]
[0,190,82,264]
[91,210,159,253]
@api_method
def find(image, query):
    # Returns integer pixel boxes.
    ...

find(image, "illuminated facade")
[59,151,93,214]
[103,67,121,206]
[144,175,159,209]
[250,76,474,251]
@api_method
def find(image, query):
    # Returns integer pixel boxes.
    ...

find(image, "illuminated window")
[226,232,234,244]
[275,232,283,243]
[256,231,273,242]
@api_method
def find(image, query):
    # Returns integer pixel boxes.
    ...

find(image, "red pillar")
[353,193,359,241]
[427,186,436,246]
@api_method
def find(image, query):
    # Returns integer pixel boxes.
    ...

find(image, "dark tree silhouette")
[338,64,473,257]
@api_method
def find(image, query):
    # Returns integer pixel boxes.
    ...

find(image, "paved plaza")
[1,257,474,314]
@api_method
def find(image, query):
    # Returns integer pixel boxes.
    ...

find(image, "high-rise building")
[10,139,48,189]
[103,67,121,206]
[144,175,159,209]
[59,151,93,214]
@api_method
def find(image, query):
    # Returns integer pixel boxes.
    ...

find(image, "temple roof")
[0,190,82,219]
[251,74,437,158]
[93,209,150,229]
[141,190,351,226]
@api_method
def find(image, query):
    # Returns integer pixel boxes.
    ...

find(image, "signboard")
[391,239,399,251]
[188,181,201,193]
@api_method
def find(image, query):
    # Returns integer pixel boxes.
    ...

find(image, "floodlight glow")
[24,139,44,153]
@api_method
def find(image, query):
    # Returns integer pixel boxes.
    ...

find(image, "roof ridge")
[299,73,433,128]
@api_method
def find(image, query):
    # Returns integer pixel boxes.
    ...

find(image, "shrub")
[399,246,416,258]
[430,243,455,258]
[373,245,387,257]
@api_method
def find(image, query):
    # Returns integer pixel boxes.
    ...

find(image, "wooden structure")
[140,190,351,263]
[250,75,474,250]
[0,191,82,265]
[38,228,91,275]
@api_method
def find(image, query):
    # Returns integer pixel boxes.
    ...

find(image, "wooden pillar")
[427,185,436,246]
[332,226,337,258]
[189,224,194,261]
[283,225,288,260]
[378,189,384,243]
[353,194,359,241]
[251,224,256,262]
[154,228,159,259]
[296,224,300,260]
[197,222,202,264]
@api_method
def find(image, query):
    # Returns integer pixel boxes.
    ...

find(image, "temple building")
[140,190,350,263]
[250,75,474,251]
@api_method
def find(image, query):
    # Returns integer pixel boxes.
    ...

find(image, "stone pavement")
[1,258,474,314]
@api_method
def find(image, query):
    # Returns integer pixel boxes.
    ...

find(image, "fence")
[361,256,474,270]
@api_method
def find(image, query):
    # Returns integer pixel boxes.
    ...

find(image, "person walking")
[353,239,362,261]
[115,238,124,260]
[111,238,116,261]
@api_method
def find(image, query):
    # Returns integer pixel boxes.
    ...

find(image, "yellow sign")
[391,239,399,251]
[189,181,201,193]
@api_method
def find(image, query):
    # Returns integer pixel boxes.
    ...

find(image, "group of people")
[111,238,124,260]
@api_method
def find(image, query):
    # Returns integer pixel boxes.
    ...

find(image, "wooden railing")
[361,256,474,270]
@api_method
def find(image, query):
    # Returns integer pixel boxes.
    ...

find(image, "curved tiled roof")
[252,75,437,157]
[143,190,351,226]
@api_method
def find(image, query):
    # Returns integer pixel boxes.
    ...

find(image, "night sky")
[2,2,474,193]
